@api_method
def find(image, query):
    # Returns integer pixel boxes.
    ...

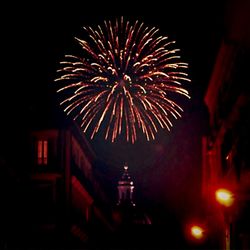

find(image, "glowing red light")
[215,188,234,207]
[190,225,204,240]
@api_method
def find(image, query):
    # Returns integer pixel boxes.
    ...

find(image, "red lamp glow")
[215,188,234,207]
[190,225,204,240]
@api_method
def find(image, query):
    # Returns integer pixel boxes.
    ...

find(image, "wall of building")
[202,1,250,248]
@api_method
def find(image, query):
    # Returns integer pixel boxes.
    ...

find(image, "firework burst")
[55,17,191,143]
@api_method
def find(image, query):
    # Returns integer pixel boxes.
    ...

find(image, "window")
[37,140,48,165]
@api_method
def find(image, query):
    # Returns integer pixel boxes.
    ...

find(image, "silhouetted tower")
[111,163,152,249]
[117,163,135,207]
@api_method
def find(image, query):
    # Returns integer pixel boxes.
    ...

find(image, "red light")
[190,225,204,240]
[215,188,234,207]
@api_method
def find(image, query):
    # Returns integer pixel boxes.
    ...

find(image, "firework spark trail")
[55,17,191,143]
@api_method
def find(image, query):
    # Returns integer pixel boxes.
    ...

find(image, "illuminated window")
[37,140,48,165]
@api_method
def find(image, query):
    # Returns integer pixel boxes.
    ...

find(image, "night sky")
[5,0,228,231]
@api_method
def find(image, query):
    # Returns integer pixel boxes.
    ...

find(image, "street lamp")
[190,225,204,240]
[215,188,234,207]
[215,188,234,250]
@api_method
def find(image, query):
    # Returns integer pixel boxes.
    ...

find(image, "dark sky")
[6,0,228,225]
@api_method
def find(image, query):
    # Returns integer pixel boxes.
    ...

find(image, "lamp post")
[215,188,234,250]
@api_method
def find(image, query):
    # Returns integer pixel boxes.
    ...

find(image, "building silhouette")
[1,98,156,249]
[113,163,151,226]
[201,0,250,249]
[1,105,115,249]
[109,163,152,249]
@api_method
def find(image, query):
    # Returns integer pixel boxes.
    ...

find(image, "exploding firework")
[55,17,191,143]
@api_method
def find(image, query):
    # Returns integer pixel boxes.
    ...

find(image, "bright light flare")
[215,188,234,207]
[190,225,204,240]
